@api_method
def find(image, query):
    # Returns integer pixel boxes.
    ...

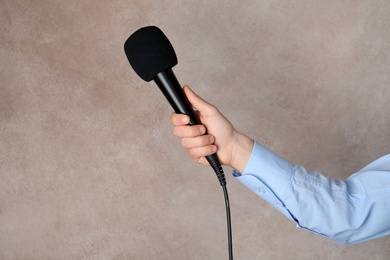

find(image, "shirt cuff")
[232,141,296,220]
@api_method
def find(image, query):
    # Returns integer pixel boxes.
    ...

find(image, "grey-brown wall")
[1,0,389,259]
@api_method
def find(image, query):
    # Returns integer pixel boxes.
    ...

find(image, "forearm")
[229,132,254,173]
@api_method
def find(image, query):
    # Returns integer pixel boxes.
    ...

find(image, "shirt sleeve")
[232,141,390,244]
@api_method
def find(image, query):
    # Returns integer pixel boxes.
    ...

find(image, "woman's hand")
[170,86,254,173]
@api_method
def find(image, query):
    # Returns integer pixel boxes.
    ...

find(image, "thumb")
[183,85,216,115]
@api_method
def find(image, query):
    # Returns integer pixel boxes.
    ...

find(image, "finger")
[186,145,217,159]
[185,155,209,166]
[170,113,190,126]
[193,157,210,166]
[181,135,215,149]
[183,86,217,115]
[173,125,206,138]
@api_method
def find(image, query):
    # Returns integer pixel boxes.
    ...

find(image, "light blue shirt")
[233,141,390,244]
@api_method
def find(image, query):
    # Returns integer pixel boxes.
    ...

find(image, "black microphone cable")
[224,185,233,260]
[206,156,233,260]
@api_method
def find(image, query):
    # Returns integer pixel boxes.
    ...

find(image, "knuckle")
[181,138,188,148]
[187,148,198,158]
[173,126,182,137]
[208,104,219,114]
[169,113,175,123]
[170,114,179,125]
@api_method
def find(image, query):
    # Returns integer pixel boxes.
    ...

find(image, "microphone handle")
[154,69,226,186]
[154,69,200,125]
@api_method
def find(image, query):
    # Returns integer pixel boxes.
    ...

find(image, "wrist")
[229,131,254,173]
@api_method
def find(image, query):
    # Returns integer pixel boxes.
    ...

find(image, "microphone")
[123,26,233,260]
[123,26,225,186]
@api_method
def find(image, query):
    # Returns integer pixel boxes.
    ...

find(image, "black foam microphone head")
[124,26,178,82]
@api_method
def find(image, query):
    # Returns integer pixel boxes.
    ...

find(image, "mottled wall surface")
[1,0,390,259]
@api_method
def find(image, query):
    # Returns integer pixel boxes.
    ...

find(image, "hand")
[170,86,254,173]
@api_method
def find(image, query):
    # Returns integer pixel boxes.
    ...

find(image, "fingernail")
[210,136,214,143]
[211,146,217,153]
[200,126,206,135]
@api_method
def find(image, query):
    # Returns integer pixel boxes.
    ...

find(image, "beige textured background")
[1,0,390,259]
